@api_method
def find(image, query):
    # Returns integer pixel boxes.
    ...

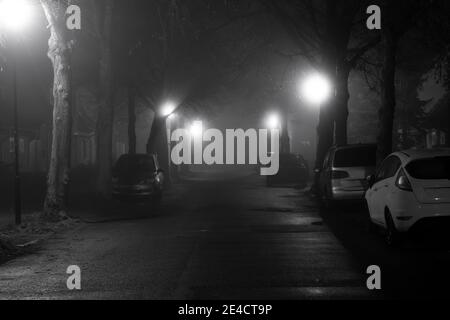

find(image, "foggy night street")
[1,0,450,305]
[1,168,449,300]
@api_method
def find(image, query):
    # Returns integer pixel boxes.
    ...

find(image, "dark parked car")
[317,144,377,207]
[267,153,309,187]
[112,154,164,202]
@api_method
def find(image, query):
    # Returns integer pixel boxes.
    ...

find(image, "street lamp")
[300,72,333,194]
[167,112,177,121]
[0,0,33,31]
[161,101,177,118]
[264,112,284,154]
[300,73,332,106]
[190,120,203,138]
[0,0,34,225]
[164,106,178,182]
[265,113,281,130]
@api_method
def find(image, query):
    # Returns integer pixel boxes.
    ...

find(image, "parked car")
[112,154,164,202]
[365,149,450,245]
[318,144,377,206]
[266,153,309,187]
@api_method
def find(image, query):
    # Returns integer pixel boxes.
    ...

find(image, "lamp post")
[12,44,21,225]
[160,102,178,183]
[0,0,34,225]
[264,113,281,156]
[190,120,203,167]
[300,72,332,192]
[166,112,178,181]
[266,111,290,154]
[265,113,281,131]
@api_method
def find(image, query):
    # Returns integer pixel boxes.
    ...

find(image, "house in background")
[0,123,97,173]
[72,132,96,166]
[0,127,41,172]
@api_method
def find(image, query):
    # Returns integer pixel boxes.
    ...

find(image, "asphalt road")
[0,169,449,299]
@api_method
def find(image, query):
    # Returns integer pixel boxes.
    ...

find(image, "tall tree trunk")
[147,115,170,185]
[280,109,290,154]
[313,51,338,173]
[334,62,350,146]
[128,86,136,154]
[315,102,335,170]
[313,60,336,191]
[41,1,74,218]
[96,0,115,197]
[314,1,352,172]
[377,26,397,165]
[312,101,334,193]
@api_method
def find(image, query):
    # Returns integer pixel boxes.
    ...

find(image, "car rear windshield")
[333,146,376,168]
[115,156,155,174]
[406,156,450,180]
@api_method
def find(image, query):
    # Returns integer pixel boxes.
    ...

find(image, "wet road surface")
[1,170,449,299]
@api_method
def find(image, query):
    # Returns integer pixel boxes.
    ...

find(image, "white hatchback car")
[365,149,450,245]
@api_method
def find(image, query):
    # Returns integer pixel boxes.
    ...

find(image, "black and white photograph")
[0,0,450,307]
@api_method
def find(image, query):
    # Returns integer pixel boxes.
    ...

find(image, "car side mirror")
[366,175,376,189]
[314,168,321,174]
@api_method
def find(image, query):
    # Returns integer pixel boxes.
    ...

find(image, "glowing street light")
[300,73,332,106]
[265,113,281,130]
[161,101,177,117]
[190,120,203,138]
[301,73,333,193]
[0,0,33,31]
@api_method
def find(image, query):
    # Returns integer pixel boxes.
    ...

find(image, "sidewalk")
[0,211,13,230]
[0,210,42,231]
[0,172,374,300]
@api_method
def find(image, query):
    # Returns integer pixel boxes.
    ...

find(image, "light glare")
[190,121,203,137]
[301,73,332,105]
[161,102,177,117]
[266,113,280,130]
[0,0,32,31]
[168,113,177,120]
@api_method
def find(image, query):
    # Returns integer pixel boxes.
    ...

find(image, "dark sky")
[0,0,446,144]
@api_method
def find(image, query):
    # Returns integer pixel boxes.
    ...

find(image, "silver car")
[318,144,377,206]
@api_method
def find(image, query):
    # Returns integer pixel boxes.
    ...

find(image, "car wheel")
[385,211,399,246]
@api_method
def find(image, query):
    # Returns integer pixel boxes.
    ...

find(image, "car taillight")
[395,169,412,192]
[332,170,350,180]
